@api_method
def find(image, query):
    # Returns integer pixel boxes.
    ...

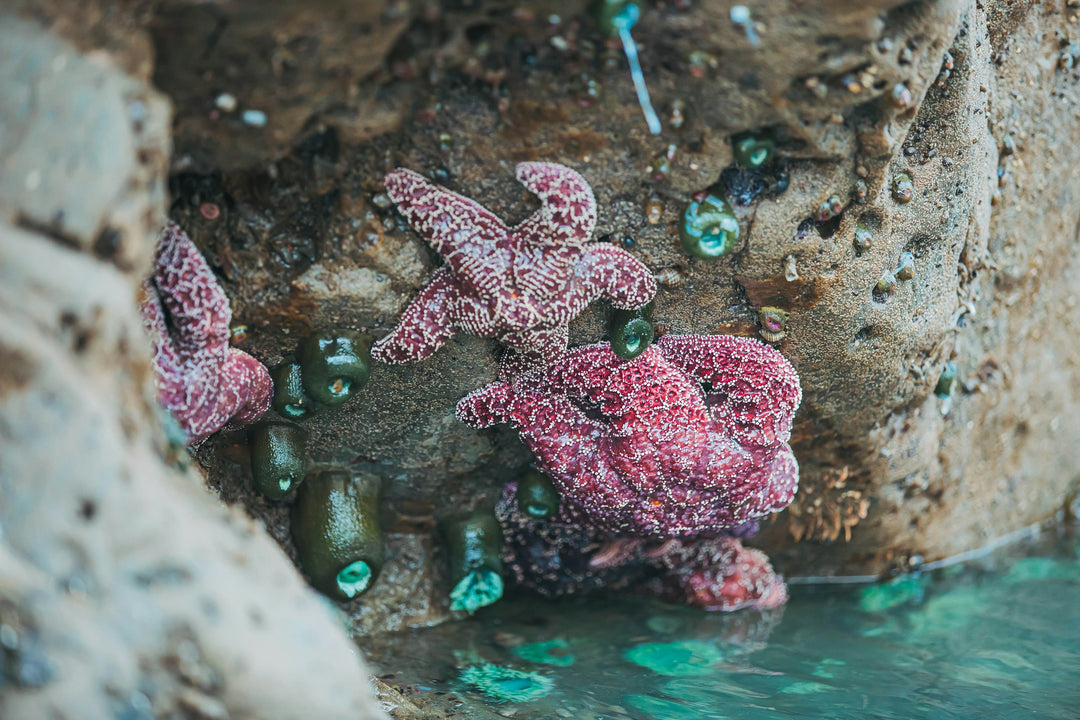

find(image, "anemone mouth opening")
[525,502,553,519]
[283,402,307,417]
[278,478,292,492]
[336,560,373,598]
[613,317,654,360]
[329,377,351,397]
[449,568,504,613]
[698,228,735,257]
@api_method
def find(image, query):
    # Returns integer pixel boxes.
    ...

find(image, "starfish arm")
[658,537,788,612]
[513,163,597,247]
[222,348,274,428]
[548,245,656,324]
[586,245,657,309]
[519,342,623,404]
[655,334,801,446]
[744,444,800,516]
[383,169,509,296]
[456,381,514,429]
[498,325,570,366]
[372,267,459,364]
[152,223,231,365]
[138,281,181,379]
[457,382,606,497]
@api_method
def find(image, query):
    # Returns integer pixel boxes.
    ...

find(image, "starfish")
[139,222,272,444]
[495,482,785,611]
[494,481,653,599]
[372,162,656,365]
[648,536,788,612]
[457,334,801,537]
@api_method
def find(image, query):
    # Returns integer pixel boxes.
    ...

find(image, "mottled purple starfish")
[457,334,801,537]
[139,222,272,444]
[496,482,786,611]
[372,162,656,365]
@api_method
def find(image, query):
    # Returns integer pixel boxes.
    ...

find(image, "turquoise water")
[365,526,1080,719]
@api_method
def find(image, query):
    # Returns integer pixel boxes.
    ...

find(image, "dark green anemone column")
[292,470,385,600]
[299,330,373,407]
[249,421,307,500]
[609,301,655,361]
[935,362,959,397]
[440,509,504,614]
[270,358,319,419]
[731,131,776,169]
[517,469,561,520]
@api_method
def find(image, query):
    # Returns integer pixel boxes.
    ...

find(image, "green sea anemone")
[270,358,319,419]
[895,251,916,281]
[609,302,655,360]
[249,421,307,500]
[758,306,789,343]
[624,640,724,677]
[732,132,775,169]
[512,639,575,667]
[853,225,873,254]
[459,663,553,703]
[935,361,959,398]
[517,469,561,520]
[679,195,740,260]
[440,509,505,613]
[299,330,372,407]
[292,470,385,600]
[891,172,914,203]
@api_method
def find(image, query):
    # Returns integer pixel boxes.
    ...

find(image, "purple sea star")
[646,535,788,611]
[139,222,272,444]
[457,334,801,537]
[496,482,786,611]
[495,481,654,599]
[372,162,656,365]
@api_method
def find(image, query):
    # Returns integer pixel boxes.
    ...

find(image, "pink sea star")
[372,162,656,365]
[139,222,272,444]
[457,334,801,537]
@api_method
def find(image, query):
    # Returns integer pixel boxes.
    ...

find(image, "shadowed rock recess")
[2,0,1079,712]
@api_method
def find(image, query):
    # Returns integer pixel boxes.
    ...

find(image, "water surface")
[365,525,1080,719]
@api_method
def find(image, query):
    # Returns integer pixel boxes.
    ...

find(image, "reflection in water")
[364,526,1080,720]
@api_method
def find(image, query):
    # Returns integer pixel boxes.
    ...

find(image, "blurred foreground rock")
[0,13,383,719]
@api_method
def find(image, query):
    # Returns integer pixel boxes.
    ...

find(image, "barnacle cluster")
[787,467,869,543]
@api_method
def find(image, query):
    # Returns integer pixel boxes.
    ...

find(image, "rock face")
[0,13,383,719]
[152,0,1080,633]
[5,0,1080,644]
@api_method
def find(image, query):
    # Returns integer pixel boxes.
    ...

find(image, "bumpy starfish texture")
[495,482,652,599]
[496,482,785,611]
[650,536,788,612]
[457,334,801,537]
[372,163,656,365]
[140,223,272,444]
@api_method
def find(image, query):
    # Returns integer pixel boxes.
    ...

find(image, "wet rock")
[6,0,1080,651]
[0,15,169,269]
[176,0,1080,598]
